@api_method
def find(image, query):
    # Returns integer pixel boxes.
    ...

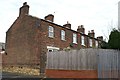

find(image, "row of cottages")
[4,2,103,73]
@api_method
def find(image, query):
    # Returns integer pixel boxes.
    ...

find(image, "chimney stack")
[88,30,95,38]
[97,36,103,41]
[19,2,29,18]
[63,21,71,29]
[45,14,54,22]
[77,25,85,34]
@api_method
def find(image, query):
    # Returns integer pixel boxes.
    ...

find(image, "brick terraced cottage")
[4,2,103,74]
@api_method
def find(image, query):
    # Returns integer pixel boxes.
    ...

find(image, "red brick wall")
[45,69,98,78]
[5,16,100,66]
[41,20,74,49]
[40,20,95,50]
[5,16,41,66]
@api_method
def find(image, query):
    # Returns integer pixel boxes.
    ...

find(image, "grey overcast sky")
[0,0,119,43]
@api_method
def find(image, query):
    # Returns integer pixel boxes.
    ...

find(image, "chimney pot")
[19,2,29,18]
[77,25,85,34]
[67,21,69,24]
[91,30,94,33]
[23,2,27,6]
[88,30,95,38]
[63,22,71,29]
[81,25,84,28]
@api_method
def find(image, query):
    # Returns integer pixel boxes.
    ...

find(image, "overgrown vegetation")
[101,28,120,50]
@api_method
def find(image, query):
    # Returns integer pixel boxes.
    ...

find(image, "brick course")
[46,69,98,78]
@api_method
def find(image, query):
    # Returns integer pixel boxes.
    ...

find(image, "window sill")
[81,44,86,46]
[73,42,78,44]
[48,36,54,39]
[61,39,66,41]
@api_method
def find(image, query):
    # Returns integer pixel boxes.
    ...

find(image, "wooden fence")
[97,49,119,78]
[46,49,120,78]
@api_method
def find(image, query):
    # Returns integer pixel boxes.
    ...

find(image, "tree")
[100,41,109,49]
[108,29,120,50]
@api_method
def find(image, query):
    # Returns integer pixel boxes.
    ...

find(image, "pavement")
[1,72,65,80]
[1,71,43,80]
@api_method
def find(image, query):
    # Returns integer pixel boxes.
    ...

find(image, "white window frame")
[81,36,85,46]
[89,39,92,47]
[47,46,60,52]
[73,33,77,44]
[48,26,54,38]
[61,30,65,40]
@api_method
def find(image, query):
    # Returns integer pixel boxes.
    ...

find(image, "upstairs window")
[73,33,77,44]
[89,39,92,47]
[81,36,85,46]
[61,30,65,40]
[48,26,54,38]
